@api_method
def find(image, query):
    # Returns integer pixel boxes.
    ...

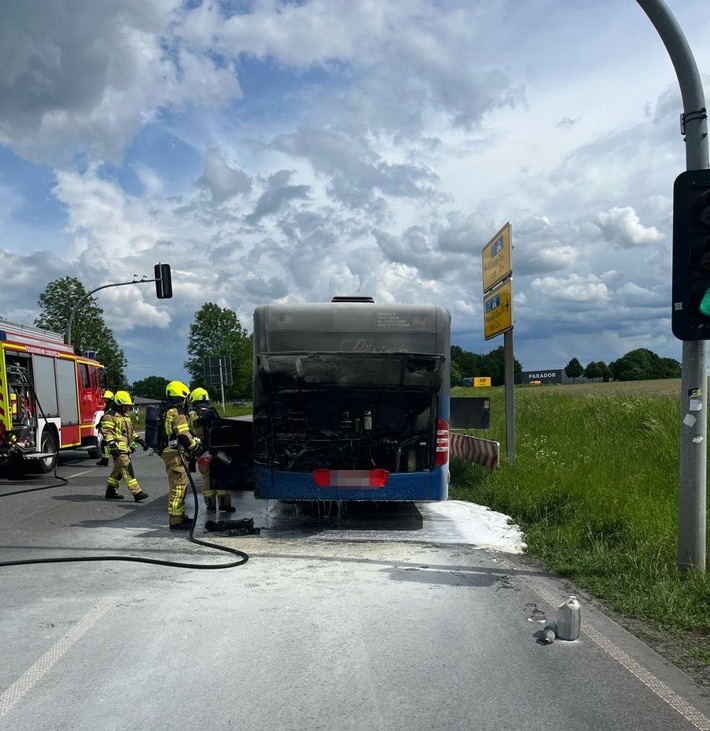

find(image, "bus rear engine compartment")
[254,352,446,475]
[261,392,436,473]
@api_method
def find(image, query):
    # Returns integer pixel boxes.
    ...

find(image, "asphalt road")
[1,450,709,731]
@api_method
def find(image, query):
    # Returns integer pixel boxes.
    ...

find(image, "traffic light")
[672,169,710,340]
[154,263,172,299]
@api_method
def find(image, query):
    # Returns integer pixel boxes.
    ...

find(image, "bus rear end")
[252,301,450,502]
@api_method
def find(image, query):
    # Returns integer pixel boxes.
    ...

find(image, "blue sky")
[1,0,710,385]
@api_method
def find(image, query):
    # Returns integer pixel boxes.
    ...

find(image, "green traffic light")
[699,289,710,318]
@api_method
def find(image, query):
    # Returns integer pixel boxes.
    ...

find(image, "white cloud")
[2,0,709,382]
[596,206,665,248]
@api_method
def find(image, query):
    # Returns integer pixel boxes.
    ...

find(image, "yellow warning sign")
[483,279,513,340]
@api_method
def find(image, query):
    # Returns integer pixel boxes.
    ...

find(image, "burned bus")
[250,297,451,502]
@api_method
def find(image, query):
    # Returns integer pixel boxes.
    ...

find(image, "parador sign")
[519,369,562,384]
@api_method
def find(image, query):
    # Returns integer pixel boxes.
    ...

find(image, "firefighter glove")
[136,437,148,451]
[109,443,121,459]
[177,433,193,449]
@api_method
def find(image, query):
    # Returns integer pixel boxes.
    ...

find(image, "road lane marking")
[0,596,114,719]
[530,582,710,731]
[63,470,93,479]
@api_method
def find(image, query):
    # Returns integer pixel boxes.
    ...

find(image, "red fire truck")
[0,319,105,473]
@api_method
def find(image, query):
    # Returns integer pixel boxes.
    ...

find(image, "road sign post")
[204,355,233,411]
[481,222,515,465]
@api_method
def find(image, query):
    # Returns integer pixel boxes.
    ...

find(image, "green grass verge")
[450,380,709,674]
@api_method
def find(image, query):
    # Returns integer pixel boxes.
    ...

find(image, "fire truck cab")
[0,319,105,474]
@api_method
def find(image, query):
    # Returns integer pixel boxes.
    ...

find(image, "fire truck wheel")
[31,431,58,474]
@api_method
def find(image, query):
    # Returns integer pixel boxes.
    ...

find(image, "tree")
[450,345,485,381]
[184,303,252,398]
[480,345,522,387]
[609,349,681,381]
[564,357,584,383]
[584,360,610,382]
[131,376,170,400]
[449,344,521,387]
[450,360,462,387]
[35,277,128,387]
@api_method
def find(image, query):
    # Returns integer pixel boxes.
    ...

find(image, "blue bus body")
[251,299,451,502]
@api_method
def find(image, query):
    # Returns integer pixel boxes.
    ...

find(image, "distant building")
[517,369,590,385]
[518,369,562,385]
[132,396,161,414]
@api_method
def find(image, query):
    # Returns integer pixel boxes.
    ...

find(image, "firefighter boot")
[95,458,109,466]
[218,495,236,513]
[134,491,150,503]
[105,488,124,500]
[204,496,217,514]
[169,517,195,531]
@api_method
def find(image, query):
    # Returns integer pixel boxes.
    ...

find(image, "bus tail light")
[313,468,390,488]
[435,418,449,465]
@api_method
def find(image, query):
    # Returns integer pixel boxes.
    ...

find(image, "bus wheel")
[30,431,58,474]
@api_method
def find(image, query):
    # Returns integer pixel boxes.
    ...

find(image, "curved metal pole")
[637,0,708,572]
[64,277,150,346]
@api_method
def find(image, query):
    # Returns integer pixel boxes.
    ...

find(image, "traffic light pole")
[64,277,152,346]
[637,0,708,572]
[64,264,172,347]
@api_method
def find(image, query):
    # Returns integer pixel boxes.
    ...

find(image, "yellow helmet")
[103,390,115,400]
[114,390,133,406]
[166,380,190,399]
[189,387,210,403]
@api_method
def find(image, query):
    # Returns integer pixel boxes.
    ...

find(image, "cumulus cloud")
[2,0,708,381]
[0,0,241,166]
[596,206,665,248]
[529,274,610,306]
[196,149,252,203]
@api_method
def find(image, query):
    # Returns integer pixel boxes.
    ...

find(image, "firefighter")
[162,381,204,530]
[188,387,235,514]
[95,390,115,466]
[103,390,149,502]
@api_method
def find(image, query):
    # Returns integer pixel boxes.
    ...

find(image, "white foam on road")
[302,499,527,553]
[418,500,526,553]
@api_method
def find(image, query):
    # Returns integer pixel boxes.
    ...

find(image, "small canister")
[556,596,582,641]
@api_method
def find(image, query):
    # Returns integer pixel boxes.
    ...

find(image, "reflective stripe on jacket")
[162,406,198,453]
[104,413,136,454]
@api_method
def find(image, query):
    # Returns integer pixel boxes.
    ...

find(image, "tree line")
[34,277,682,398]
[451,347,680,387]
[563,350,681,383]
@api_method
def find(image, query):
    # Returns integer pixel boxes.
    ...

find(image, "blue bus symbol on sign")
[485,294,500,313]
[491,237,504,257]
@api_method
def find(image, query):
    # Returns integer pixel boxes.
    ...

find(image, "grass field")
[450,379,710,685]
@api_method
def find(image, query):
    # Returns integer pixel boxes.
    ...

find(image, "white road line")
[530,582,710,731]
[0,596,114,718]
[63,469,93,479]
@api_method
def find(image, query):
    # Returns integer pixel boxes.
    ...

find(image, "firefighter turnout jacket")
[102,409,139,455]
[163,405,201,454]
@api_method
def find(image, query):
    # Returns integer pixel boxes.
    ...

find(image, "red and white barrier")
[449,433,500,470]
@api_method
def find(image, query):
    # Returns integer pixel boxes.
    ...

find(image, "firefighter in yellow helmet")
[162,380,204,530]
[103,391,149,502]
[95,390,115,466]
[188,387,235,514]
